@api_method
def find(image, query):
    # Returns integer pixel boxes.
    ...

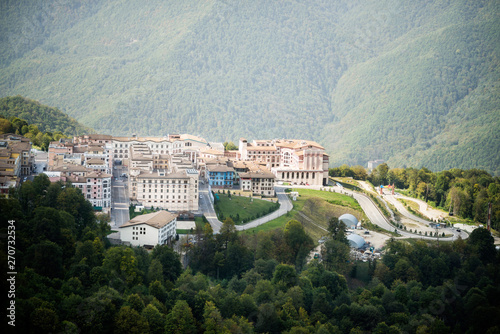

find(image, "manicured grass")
[294,188,362,211]
[243,189,365,240]
[176,229,192,234]
[195,216,207,230]
[215,193,279,224]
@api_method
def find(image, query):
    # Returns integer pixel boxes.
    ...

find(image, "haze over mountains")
[0,0,499,174]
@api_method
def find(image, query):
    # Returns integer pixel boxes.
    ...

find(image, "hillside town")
[1,132,331,246]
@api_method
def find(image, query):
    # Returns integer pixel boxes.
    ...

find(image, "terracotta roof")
[120,210,178,229]
[239,170,275,179]
[179,134,208,144]
[88,134,112,140]
[201,148,225,156]
[274,139,324,150]
[207,164,235,173]
[51,164,88,172]
[246,145,277,151]
[86,171,112,178]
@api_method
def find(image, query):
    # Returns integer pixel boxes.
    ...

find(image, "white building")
[119,210,178,247]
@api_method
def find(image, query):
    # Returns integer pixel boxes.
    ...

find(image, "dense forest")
[0,0,498,175]
[1,174,499,333]
[330,164,500,230]
[0,114,69,150]
[0,96,92,136]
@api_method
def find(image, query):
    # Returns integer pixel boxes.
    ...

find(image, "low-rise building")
[119,210,178,247]
[239,169,275,197]
[206,164,235,189]
[0,133,32,176]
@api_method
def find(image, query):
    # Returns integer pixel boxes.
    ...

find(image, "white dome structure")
[339,213,358,227]
[347,234,365,249]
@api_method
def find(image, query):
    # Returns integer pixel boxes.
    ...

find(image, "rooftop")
[120,210,178,229]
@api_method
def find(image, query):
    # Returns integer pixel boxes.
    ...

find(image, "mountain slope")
[0,0,498,174]
[0,96,92,135]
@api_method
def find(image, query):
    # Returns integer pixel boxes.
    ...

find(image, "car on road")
[200,194,203,199]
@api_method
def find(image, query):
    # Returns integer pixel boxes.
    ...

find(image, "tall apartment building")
[129,169,199,212]
[239,138,329,186]
[45,164,112,209]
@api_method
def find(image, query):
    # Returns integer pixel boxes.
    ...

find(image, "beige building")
[129,169,199,212]
[0,134,32,176]
[112,134,208,165]
[239,169,275,197]
[239,138,329,186]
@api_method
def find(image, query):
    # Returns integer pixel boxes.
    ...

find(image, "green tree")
[31,307,59,333]
[142,304,165,334]
[272,264,298,291]
[151,245,182,282]
[165,300,197,334]
[328,217,349,245]
[284,220,314,266]
[114,306,149,334]
[203,301,226,334]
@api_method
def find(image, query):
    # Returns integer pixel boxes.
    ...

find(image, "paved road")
[235,188,292,231]
[108,167,130,239]
[198,185,222,233]
[384,194,467,240]
[198,185,293,233]
[326,180,394,231]
[326,180,467,241]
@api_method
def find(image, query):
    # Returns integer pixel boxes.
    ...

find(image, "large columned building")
[239,138,329,186]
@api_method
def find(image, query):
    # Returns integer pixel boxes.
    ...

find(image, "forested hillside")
[0,96,92,135]
[1,174,499,333]
[0,0,498,174]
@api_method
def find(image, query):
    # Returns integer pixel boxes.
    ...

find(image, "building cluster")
[2,131,330,207]
[1,131,330,247]
[0,133,32,197]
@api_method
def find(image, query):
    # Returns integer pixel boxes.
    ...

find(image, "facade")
[0,176,17,198]
[83,144,113,174]
[119,210,178,247]
[239,138,329,186]
[0,134,32,176]
[46,165,112,209]
[112,134,208,165]
[129,169,199,212]
[206,164,235,189]
[239,170,275,197]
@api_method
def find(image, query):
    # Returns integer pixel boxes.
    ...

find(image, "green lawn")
[294,188,361,211]
[215,193,279,224]
[243,189,364,240]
